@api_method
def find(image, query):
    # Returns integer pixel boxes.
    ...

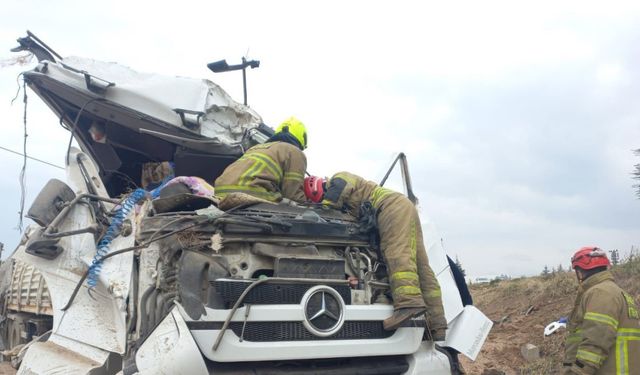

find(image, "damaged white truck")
[0,33,491,374]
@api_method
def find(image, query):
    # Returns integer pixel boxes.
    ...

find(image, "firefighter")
[563,246,639,375]
[214,116,307,204]
[304,172,447,338]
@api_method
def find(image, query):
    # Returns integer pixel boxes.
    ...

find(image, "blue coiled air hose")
[150,176,172,199]
[87,188,148,288]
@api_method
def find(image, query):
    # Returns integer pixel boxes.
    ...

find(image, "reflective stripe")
[623,339,629,375]
[576,349,605,366]
[238,160,260,185]
[244,153,283,180]
[409,219,417,260]
[321,199,335,206]
[567,336,581,344]
[614,326,640,373]
[567,330,582,343]
[617,337,625,374]
[584,312,619,329]
[240,163,266,186]
[394,286,422,295]
[426,289,442,298]
[284,171,304,181]
[216,184,274,193]
[391,271,419,281]
[371,187,393,208]
[623,292,639,319]
[616,334,633,375]
[617,328,640,338]
[250,153,283,179]
[215,185,280,201]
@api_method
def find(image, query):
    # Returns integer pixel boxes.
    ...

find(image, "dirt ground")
[0,362,16,375]
[459,260,640,375]
[460,274,574,374]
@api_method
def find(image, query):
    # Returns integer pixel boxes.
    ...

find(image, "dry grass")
[476,272,576,302]
[545,272,577,299]
[613,255,640,297]
[518,356,557,375]
[466,258,640,375]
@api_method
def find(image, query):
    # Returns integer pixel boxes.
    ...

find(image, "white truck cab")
[1,32,491,375]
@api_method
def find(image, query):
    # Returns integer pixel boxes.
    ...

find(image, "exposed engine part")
[345,247,374,279]
[177,251,228,320]
[274,257,345,279]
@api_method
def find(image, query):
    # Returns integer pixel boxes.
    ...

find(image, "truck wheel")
[0,316,26,362]
[6,316,27,350]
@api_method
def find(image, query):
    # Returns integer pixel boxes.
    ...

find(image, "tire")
[0,316,26,363]
[6,316,27,350]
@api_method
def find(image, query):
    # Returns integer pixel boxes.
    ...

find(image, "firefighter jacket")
[323,172,447,331]
[322,171,380,216]
[214,142,306,203]
[564,270,640,374]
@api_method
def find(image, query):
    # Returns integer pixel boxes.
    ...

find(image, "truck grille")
[227,321,393,341]
[213,280,352,306]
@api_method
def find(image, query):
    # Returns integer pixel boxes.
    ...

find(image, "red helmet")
[571,246,610,270]
[304,176,325,203]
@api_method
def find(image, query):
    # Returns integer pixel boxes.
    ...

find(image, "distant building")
[471,274,510,284]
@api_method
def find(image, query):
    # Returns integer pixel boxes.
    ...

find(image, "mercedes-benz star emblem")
[309,292,340,321]
[301,286,345,337]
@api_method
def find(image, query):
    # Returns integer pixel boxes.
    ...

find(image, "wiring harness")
[86,188,147,288]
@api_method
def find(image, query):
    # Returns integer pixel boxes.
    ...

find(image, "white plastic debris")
[544,320,567,336]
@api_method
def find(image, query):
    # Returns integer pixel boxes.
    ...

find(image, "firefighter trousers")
[376,193,447,330]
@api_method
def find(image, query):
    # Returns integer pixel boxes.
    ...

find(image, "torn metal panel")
[17,333,116,375]
[135,308,208,375]
[13,201,133,354]
[11,151,135,354]
[24,56,263,147]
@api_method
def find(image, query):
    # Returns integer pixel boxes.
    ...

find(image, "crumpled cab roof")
[22,55,272,196]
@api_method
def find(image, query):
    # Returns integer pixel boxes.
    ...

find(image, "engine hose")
[161,293,177,316]
[126,263,140,334]
[154,292,165,326]
[138,285,155,336]
[144,288,160,334]
[87,188,148,288]
[156,292,177,325]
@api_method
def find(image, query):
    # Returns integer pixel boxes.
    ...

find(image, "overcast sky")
[0,1,639,278]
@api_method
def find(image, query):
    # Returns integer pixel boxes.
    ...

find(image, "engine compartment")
[133,202,393,339]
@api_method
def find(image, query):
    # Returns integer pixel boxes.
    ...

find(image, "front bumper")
[134,305,451,375]
[182,304,425,362]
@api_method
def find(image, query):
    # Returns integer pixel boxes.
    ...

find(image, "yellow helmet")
[276,116,307,149]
